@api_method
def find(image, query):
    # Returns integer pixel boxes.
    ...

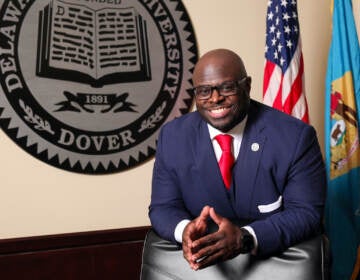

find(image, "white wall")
[0,0,334,238]
[354,0,360,37]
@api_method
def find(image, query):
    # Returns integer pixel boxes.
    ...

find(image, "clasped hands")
[182,205,244,270]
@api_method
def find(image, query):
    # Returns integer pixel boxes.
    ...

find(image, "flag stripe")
[281,44,302,104]
[263,62,283,110]
[292,93,309,123]
[263,60,276,96]
[283,51,304,115]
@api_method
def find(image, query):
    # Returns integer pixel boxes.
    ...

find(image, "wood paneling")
[0,226,150,280]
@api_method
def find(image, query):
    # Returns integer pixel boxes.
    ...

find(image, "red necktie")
[215,134,234,189]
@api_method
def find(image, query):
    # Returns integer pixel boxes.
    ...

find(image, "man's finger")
[209,207,223,225]
[193,250,224,270]
[197,205,210,224]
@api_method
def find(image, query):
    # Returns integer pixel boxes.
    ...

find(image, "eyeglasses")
[192,76,248,100]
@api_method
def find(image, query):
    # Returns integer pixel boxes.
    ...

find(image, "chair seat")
[140,229,329,280]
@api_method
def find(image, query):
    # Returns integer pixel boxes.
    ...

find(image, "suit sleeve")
[149,125,192,243]
[249,125,327,256]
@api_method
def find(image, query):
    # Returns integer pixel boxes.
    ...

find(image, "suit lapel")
[231,102,266,214]
[195,120,224,191]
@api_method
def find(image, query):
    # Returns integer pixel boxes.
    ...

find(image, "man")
[149,49,326,271]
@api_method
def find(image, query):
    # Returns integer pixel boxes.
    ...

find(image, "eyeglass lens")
[194,77,247,100]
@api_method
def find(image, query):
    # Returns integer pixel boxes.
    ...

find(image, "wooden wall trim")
[0,226,151,254]
[0,226,151,280]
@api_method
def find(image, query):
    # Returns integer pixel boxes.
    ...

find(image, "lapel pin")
[251,143,260,152]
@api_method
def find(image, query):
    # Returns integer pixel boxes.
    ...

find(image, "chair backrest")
[140,229,330,280]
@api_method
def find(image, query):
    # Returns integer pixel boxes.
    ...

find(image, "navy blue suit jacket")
[149,100,326,256]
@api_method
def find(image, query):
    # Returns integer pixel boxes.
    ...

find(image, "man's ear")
[245,76,252,95]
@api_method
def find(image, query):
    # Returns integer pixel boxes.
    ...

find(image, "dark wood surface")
[0,226,150,280]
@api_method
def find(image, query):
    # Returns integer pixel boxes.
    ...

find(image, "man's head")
[192,49,251,132]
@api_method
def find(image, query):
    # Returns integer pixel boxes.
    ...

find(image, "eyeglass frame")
[191,76,249,100]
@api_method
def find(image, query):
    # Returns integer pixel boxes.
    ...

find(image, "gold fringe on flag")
[350,245,360,280]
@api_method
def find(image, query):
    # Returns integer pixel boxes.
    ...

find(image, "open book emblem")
[36,1,151,87]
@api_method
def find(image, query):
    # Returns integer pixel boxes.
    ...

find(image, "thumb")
[209,207,223,225]
[196,205,210,226]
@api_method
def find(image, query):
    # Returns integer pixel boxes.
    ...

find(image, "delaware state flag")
[325,0,360,279]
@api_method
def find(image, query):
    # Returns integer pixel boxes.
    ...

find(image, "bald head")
[192,49,247,86]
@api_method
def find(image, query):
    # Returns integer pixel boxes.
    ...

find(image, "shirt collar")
[207,115,248,142]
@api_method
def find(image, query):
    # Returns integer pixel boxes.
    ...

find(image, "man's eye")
[221,84,235,92]
[197,87,210,95]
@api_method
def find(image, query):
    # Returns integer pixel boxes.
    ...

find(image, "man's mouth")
[208,107,230,118]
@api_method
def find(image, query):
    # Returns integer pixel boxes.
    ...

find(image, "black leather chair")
[140,229,330,280]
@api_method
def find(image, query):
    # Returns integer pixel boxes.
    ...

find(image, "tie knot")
[215,134,233,152]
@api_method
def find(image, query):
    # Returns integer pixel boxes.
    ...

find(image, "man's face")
[194,66,250,132]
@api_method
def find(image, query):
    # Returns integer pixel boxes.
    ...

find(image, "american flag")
[263,0,309,123]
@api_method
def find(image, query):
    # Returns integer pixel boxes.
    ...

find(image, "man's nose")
[208,88,224,103]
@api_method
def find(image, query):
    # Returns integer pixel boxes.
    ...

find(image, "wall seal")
[0,0,197,174]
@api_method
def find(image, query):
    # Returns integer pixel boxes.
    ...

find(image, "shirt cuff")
[242,226,258,254]
[174,219,191,243]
